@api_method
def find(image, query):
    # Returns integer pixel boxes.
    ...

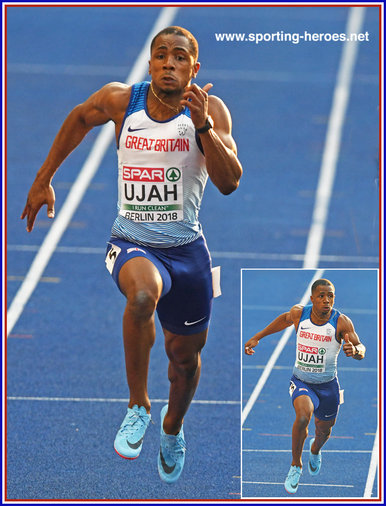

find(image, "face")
[149,34,200,93]
[310,284,335,316]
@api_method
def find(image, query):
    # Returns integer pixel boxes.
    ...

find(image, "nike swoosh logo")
[301,326,312,330]
[324,413,336,418]
[159,448,176,474]
[128,126,146,132]
[309,463,317,472]
[127,437,143,449]
[184,317,206,326]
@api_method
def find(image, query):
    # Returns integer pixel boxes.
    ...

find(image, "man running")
[22,26,242,483]
[244,279,365,493]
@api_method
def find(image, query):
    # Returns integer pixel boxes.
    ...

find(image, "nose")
[163,54,175,69]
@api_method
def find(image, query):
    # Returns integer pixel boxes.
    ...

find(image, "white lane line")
[244,305,377,315]
[243,449,372,454]
[6,396,238,406]
[7,64,378,85]
[243,482,354,488]
[7,275,60,283]
[6,7,179,337]
[303,7,366,269]
[6,244,379,264]
[243,365,377,373]
[242,269,324,425]
[363,428,379,497]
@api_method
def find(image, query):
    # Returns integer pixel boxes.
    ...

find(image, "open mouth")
[161,75,176,83]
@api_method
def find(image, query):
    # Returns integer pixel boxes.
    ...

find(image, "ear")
[310,294,314,305]
[192,61,201,79]
[148,60,152,75]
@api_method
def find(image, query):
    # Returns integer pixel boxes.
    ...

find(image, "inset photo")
[241,269,379,500]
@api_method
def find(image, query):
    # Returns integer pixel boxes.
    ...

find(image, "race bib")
[295,343,327,374]
[119,166,183,223]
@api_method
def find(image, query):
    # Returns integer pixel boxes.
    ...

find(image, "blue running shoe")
[284,465,302,494]
[308,437,322,475]
[157,405,186,483]
[114,405,151,459]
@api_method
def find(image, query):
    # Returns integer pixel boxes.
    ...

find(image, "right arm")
[244,305,303,355]
[21,82,130,232]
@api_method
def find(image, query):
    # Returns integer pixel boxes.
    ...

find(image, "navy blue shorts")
[289,375,341,422]
[105,235,213,335]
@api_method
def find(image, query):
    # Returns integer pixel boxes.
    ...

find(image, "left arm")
[181,83,243,194]
[338,314,366,360]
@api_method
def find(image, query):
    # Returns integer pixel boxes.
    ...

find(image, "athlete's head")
[311,279,335,295]
[310,279,335,316]
[150,26,199,62]
[148,27,200,92]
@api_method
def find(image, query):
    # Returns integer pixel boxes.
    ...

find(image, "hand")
[21,180,55,232]
[180,83,213,130]
[342,333,356,357]
[244,336,259,355]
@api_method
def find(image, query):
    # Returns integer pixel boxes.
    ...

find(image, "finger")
[202,83,213,93]
[47,204,55,219]
[344,333,350,343]
[26,209,38,233]
[184,84,209,100]
[21,205,28,220]
[182,90,203,103]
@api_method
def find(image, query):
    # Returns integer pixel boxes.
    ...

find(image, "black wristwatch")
[196,116,213,134]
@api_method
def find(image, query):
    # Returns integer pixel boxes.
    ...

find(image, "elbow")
[219,179,240,195]
[218,167,242,195]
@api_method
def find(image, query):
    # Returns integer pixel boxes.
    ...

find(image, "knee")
[316,424,334,438]
[295,413,312,431]
[125,289,158,322]
[168,346,200,379]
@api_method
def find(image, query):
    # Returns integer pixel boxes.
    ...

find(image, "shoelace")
[121,411,150,435]
[289,467,301,482]
[162,434,186,462]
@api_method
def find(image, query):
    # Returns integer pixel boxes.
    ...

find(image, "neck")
[149,81,183,115]
[311,307,331,323]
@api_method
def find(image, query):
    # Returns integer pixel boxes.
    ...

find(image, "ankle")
[129,401,151,414]
[163,413,183,435]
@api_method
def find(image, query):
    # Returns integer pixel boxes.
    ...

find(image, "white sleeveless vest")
[293,305,341,384]
[111,81,208,247]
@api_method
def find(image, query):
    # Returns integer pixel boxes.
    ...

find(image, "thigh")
[289,376,320,413]
[313,378,340,422]
[105,237,171,297]
[156,237,213,335]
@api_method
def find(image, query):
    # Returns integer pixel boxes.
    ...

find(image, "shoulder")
[208,95,232,123]
[94,81,132,109]
[207,94,235,150]
[290,304,304,319]
[336,313,354,331]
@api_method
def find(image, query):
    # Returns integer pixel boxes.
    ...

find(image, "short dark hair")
[311,279,335,294]
[150,26,199,61]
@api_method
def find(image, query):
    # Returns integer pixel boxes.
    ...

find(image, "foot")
[157,405,186,483]
[284,465,302,494]
[114,405,151,459]
[308,437,322,475]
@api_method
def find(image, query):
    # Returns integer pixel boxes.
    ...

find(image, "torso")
[111,81,208,248]
[293,305,342,384]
